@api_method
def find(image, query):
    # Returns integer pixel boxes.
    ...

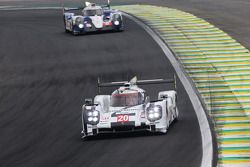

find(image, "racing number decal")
[117,115,129,122]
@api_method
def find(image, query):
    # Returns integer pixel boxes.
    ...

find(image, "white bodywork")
[81,79,178,138]
[64,13,75,31]
[63,2,123,35]
[90,15,103,28]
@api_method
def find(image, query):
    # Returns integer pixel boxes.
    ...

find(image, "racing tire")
[93,129,98,136]
[63,17,70,33]
[81,135,89,141]
[118,29,124,32]
[71,25,79,36]
[81,30,86,35]
[163,128,168,134]
[150,125,156,132]
[159,130,167,134]
[65,27,70,33]
[114,26,124,32]
[82,122,88,136]
[72,31,78,36]
[174,108,179,122]
[167,119,171,128]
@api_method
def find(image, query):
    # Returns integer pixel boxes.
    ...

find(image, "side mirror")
[85,98,93,105]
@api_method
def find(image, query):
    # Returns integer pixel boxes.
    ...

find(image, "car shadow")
[82,120,178,141]
[63,30,123,37]
[82,131,163,141]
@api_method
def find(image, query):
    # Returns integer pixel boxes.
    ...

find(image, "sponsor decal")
[103,22,112,26]
[100,115,109,122]
[117,114,129,122]
[86,23,92,28]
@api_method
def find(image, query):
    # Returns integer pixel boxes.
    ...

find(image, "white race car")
[63,1,124,35]
[81,77,178,138]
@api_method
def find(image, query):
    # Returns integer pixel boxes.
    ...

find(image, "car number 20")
[117,115,129,122]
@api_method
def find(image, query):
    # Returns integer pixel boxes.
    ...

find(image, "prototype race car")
[63,1,124,35]
[81,76,179,138]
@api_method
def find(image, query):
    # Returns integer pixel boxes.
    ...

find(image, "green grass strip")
[219,157,250,160]
[218,138,250,142]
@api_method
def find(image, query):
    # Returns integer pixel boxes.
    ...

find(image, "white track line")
[0,6,62,10]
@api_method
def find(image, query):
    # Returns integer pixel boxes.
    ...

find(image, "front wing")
[82,115,168,138]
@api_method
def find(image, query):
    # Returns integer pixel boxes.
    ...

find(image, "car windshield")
[111,92,144,107]
[84,9,102,16]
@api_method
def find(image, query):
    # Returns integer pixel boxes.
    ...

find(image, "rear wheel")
[63,17,70,33]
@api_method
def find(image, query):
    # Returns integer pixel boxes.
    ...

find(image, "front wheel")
[174,107,179,122]
[65,27,70,33]
[159,128,167,134]
[72,30,78,36]
[114,26,124,32]
[81,122,88,138]
[81,135,89,141]
[71,25,79,36]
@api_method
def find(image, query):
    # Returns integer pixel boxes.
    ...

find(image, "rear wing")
[61,0,83,13]
[98,75,177,93]
[62,1,111,13]
[63,7,83,12]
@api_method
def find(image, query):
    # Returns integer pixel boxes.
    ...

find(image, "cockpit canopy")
[110,90,144,107]
[83,4,103,16]
[83,9,103,16]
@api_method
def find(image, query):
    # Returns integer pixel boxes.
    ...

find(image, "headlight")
[154,112,160,118]
[93,111,98,117]
[88,117,93,122]
[146,105,162,122]
[93,117,98,122]
[114,20,119,25]
[148,113,154,119]
[78,24,84,28]
[87,111,93,116]
[83,106,100,125]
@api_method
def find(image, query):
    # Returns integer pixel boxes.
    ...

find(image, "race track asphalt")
[2,0,246,49]
[0,0,248,166]
[0,9,202,167]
